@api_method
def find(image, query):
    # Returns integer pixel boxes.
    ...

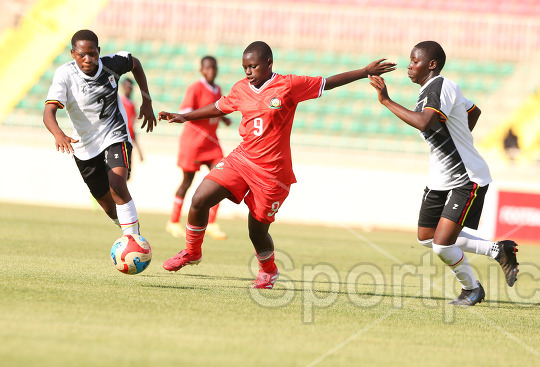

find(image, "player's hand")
[222,116,232,126]
[54,133,79,154]
[368,75,391,104]
[139,101,157,133]
[365,58,396,76]
[158,111,187,123]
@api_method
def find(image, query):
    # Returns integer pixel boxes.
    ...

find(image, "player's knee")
[191,191,211,211]
[109,182,130,201]
[417,238,433,248]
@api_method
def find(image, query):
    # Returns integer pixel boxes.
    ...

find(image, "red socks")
[256,251,277,273]
[185,222,206,256]
[170,196,184,223]
[208,203,220,224]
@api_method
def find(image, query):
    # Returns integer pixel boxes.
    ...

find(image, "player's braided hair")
[414,41,446,71]
[71,29,99,49]
[243,41,273,61]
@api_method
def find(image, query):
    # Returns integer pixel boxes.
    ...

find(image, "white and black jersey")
[46,52,134,160]
[414,76,492,190]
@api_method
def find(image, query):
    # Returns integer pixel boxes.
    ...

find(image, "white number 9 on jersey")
[253,117,263,136]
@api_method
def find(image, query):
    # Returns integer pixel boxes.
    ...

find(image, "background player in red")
[158,41,396,289]
[166,56,231,240]
[120,77,144,166]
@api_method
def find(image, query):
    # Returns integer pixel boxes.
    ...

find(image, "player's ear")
[429,59,437,71]
[97,46,101,55]
[267,57,273,69]
[70,48,75,59]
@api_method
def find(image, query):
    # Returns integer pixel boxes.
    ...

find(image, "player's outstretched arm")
[131,57,156,133]
[43,103,79,154]
[159,102,225,124]
[368,75,439,132]
[324,58,396,90]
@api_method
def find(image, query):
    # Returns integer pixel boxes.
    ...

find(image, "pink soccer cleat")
[252,267,279,289]
[163,249,202,272]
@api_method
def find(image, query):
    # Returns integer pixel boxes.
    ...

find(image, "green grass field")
[1,202,539,367]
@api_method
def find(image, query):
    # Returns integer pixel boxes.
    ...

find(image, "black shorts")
[74,142,132,198]
[418,182,489,230]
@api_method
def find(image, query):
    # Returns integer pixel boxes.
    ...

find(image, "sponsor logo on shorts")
[269,97,282,109]
[215,161,224,170]
[114,153,119,159]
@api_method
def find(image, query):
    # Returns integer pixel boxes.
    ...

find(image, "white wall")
[2,125,536,239]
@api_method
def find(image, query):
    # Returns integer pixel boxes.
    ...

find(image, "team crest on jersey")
[108,75,117,88]
[269,97,282,109]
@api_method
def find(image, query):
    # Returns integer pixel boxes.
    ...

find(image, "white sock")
[432,243,477,290]
[116,200,139,235]
[455,231,499,258]
[111,218,121,228]
[417,238,433,248]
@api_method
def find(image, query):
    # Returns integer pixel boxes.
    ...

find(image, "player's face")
[407,47,434,86]
[242,52,273,88]
[71,40,100,76]
[201,59,218,84]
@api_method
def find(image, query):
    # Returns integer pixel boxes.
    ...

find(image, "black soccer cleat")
[495,240,519,287]
[449,281,485,306]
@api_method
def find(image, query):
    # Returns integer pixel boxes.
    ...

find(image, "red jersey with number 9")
[216,73,325,185]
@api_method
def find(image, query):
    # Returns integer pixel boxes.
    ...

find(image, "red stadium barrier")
[496,190,540,244]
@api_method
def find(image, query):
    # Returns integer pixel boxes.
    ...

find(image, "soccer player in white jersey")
[369,41,518,306]
[43,29,156,237]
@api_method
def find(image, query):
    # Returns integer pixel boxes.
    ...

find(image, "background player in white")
[43,29,156,236]
[369,40,519,306]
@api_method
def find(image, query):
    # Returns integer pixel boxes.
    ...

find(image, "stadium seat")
[5,36,516,154]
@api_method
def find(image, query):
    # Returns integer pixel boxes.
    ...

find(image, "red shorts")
[178,156,222,172]
[177,125,224,172]
[205,153,291,224]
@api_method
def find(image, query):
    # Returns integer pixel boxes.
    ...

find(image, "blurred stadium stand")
[2,0,539,156]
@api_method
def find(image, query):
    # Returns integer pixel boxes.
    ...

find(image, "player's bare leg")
[203,161,227,240]
[94,191,117,220]
[167,171,195,238]
[248,214,279,289]
[163,179,231,271]
[108,166,131,204]
[108,166,139,235]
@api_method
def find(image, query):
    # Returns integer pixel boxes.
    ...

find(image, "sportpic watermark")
[248,249,540,324]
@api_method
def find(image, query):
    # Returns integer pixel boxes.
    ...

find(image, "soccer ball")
[110,234,152,275]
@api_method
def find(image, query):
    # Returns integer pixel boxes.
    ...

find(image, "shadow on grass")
[141,273,537,307]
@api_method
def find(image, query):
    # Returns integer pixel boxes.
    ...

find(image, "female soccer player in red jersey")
[166,56,231,240]
[159,41,395,289]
